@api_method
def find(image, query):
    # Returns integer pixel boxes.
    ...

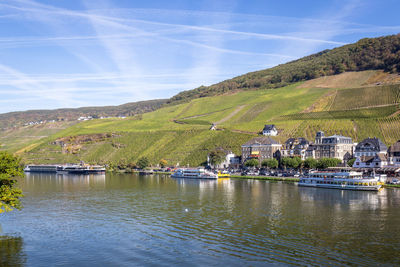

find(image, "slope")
[20,71,400,166]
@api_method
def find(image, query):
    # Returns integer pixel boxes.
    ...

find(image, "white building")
[262,124,278,136]
[353,153,388,168]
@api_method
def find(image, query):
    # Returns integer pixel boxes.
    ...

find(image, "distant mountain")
[168,34,400,104]
[0,99,167,129]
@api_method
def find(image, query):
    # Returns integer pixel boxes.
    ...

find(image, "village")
[207,124,400,181]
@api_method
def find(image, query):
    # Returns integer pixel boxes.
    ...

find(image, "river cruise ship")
[298,171,384,191]
[56,165,106,174]
[24,165,61,173]
[171,168,218,179]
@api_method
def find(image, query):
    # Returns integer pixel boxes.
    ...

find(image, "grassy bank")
[383,184,400,188]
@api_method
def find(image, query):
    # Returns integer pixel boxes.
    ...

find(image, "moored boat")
[217,170,230,178]
[56,165,106,174]
[298,171,384,191]
[24,164,61,173]
[171,168,218,179]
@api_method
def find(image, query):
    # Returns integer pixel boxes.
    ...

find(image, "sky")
[0,0,399,113]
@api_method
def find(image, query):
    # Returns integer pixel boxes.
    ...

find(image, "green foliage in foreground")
[0,151,23,213]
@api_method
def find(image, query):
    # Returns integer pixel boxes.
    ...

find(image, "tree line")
[168,34,400,104]
[244,157,344,170]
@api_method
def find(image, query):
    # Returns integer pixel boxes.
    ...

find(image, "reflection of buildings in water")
[298,186,389,211]
[217,178,235,213]
[24,172,106,190]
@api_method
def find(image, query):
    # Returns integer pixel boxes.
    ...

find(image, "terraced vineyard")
[15,71,400,166]
[330,84,400,110]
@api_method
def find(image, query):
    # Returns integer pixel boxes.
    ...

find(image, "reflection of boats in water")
[25,172,106,188]
[299,171,385,191]
[171,168,218,179]
[24,164,105,174]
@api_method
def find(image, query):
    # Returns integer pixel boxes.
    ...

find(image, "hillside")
[4,34,400,166]
[168,34,400,104]
[0,99,167,129]
[18,71,400,167]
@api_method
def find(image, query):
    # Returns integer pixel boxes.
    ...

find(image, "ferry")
[171,168,218,179]
[298,171,384,191]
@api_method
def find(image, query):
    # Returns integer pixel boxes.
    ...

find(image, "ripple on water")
[1,174,400,266]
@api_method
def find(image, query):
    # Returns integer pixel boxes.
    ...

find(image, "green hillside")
[6,34,400,166]
[20,72,400,166]
[0,99,167,129]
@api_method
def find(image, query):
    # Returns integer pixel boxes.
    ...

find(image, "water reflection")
[298,186,390,210]
[24,172,106,191]
[1,174,399,266]
[0,235,25,267]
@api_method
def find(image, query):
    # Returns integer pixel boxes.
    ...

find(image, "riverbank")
[230,175,299,182]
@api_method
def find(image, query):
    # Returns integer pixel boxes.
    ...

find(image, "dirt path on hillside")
[389,108,400,117]
[213,105,246,125]
[231,129,258,135]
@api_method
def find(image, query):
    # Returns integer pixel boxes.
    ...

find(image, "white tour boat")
[171,168,218,179]
[298,171,385,191]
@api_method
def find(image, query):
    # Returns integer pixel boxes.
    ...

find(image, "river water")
[1,173,400,266]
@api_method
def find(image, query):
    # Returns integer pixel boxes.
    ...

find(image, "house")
[241,137,281,163]
[280,138,310,160]
[207,149,238,169]
[305,131,354,161]
[353,153,388,168]
[354,137,387,158]
[262,124,278,136]
[388,140,400,166]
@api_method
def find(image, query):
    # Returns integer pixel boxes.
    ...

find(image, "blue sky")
[0,0,399,113]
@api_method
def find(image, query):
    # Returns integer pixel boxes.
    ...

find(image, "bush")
[137,157,150,169]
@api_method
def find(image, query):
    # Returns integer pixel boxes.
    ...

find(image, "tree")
[304,158,318,169]
[0,151,23,213]
[347,158,356,167]
[317,158,341,169]
[208,149,226,168]
[262,158,278,169]
[137,157,150,169]
[244,159,259,168]
[159,159,168,168]
[293,156,303,169]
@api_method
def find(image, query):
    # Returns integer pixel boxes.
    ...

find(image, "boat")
[171,168,218,179]
[56,165,106,175]
[217,170,230,178]
[298,171,384,191]
[24,165,60,173]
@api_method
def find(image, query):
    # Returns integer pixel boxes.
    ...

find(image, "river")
[1,173,400,266]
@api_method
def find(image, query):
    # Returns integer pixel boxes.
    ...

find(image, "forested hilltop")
[168,34,400,104]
